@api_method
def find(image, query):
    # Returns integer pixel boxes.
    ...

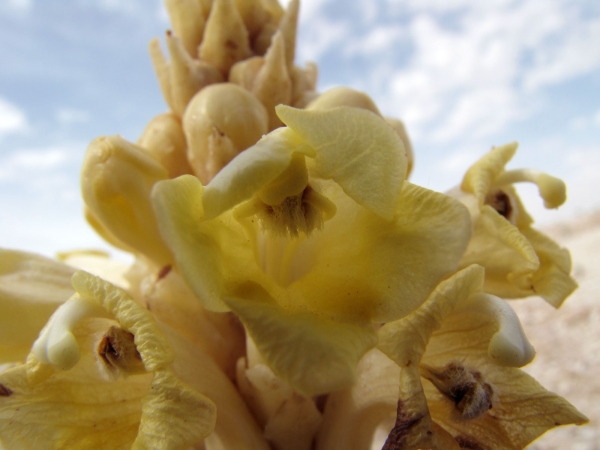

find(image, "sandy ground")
[513,212,600,449]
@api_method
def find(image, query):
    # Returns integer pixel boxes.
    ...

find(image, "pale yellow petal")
[201,127,315,220]
[378,265,485,367]
[276,105,407,219]
[224,285,378,397]
[461,142,518,202]
[0,319,154,450]
[152,175,266,312]
[460,205,540,297]
[521,227,578,307]
[421,312,588,449]
[290,181,472,323]
[0,250,75,363]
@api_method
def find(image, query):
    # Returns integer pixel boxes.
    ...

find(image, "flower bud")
[164,0,205,57]
[138,112,193,178]
[183,83,269,184]
[199,0,251,76]
[307,87,381,114]
[81,136,172,265]
[252,31,292,130]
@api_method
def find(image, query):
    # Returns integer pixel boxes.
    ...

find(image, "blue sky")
[1,0,599,259]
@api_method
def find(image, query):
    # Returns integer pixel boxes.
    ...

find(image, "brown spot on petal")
[382,399,424,450]
[0,384,13,397]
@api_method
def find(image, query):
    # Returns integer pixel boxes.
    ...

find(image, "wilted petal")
[0,250,75,363]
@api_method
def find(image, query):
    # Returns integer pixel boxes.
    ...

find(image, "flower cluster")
[0,0,588,449]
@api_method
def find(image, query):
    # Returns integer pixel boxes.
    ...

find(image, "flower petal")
[276,105,407,219]
[460,142,517,203]
[152,175,267,312]
[201,127,315,220]
[290,181,472,322]
[224,285,378,397]
[0,250,75,363]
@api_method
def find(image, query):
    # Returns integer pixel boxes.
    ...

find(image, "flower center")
[420,362,496,420]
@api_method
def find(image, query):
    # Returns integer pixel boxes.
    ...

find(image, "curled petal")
[201,127,314,220]
[276,105,407,219]
[457,293,535,367]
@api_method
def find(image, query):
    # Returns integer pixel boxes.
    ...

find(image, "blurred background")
[1,0,599,258]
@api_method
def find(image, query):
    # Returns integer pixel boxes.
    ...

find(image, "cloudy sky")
[1,0,599,259]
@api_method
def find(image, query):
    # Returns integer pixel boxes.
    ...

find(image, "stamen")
[97,326,145,378]
[32,296,110,371]
[420,362,496,420]
[484,189,512,220]
[492,169,566,209]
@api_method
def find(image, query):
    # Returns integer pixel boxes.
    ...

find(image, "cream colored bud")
[164,0,205,58]
[199,0,251,76]
[166,31,224,116]
[261,0,285,23]
[385,117,414,178]
[253,31,292,130]
[277,0,299,70]
[307,87,381,115]
[183,83,269,184]
[81,136,172,265]
[233,0,269,38]
[290,62,318,105]
[138,112,193,178]
[229,56,265,90]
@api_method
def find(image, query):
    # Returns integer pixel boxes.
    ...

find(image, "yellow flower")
[376,265,587,449]
[151,104,472,396]
[0,269,217,449]
[449,143,577,307]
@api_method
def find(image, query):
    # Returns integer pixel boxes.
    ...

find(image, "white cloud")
[297,16,351,63]
[370,0,600,144]
[1,0,32,14]
[55,108,91,125]
[0,147,70,182]
[0,98,28,138]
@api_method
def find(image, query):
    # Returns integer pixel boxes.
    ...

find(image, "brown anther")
[0,383,13,397]
[420,362,496,420]
[484,189,512,219]
[98,326,145,375]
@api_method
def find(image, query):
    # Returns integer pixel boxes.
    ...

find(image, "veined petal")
[0,319,154,450]
[421,312,588,449]
[460,206,540,298]
[461,143,517,203]
[290,181,472,323]
[276,105,407,219]
[152,175,266,312]
[202,127,315,220]
[521,227,578,307]
[3,271,217,449]
[0,250,75,363]
[224,285,378,397]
